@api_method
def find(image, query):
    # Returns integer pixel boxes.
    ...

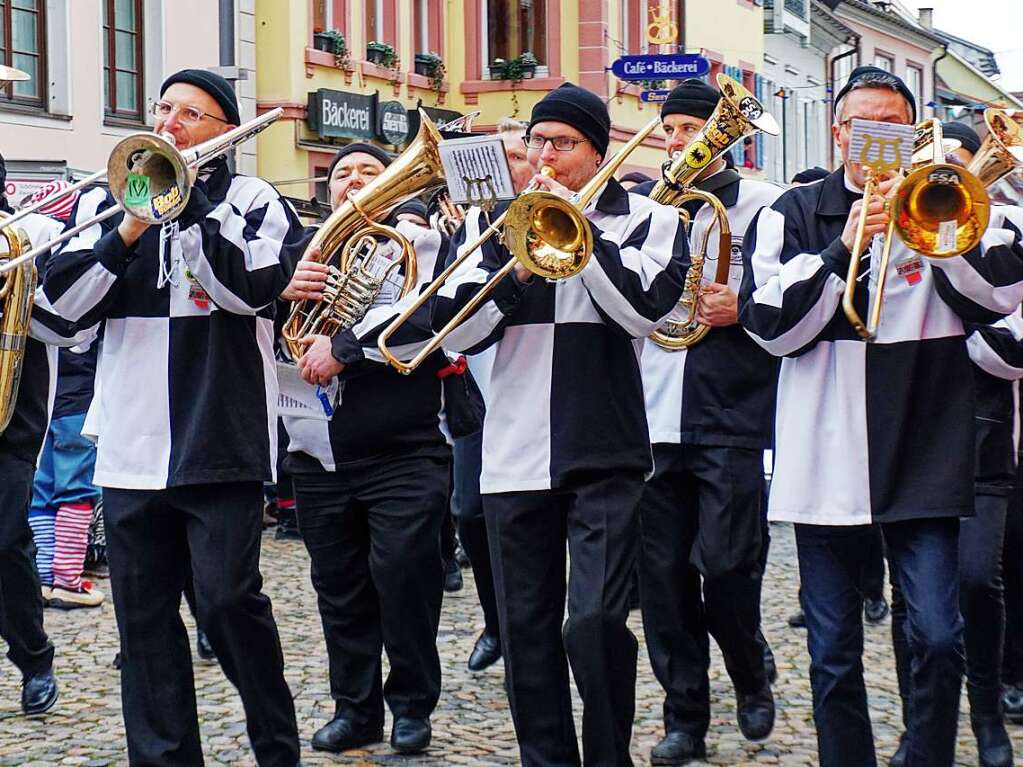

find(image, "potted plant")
[414,52,446,92]
[366,40,396,68]
[518,51,538,79]
[318,30,350,70]
[312,29,332,52]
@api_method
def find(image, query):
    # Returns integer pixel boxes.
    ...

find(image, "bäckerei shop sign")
[307,89,376,140]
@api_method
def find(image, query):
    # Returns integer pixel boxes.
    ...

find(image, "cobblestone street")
[2,522,1021,766]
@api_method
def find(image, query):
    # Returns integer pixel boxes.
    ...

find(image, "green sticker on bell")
[124,173,151,207]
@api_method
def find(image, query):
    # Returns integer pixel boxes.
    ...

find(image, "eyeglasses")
[150,100,229,125]
[838,117,910,129]
[523,134,589,151]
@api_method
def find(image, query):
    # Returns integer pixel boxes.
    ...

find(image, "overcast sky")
[899,0,1023,92]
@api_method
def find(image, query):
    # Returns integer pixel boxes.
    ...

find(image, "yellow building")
[254,0,766,206]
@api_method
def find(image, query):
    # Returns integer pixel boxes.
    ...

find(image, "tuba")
[0,214,34,434]
[281,111,447,359]
[648,73,780,350]
[376,116,667,374]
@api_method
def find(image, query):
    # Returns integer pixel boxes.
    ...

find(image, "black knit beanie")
[528,82,611,158]
[661,78,719,121]
[940,121,982,156]
[161,68,241,126]
[326,143,393,180]
[834,66,916,123]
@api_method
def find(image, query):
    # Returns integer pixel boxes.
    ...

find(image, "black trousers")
[484,471,645,767]
[452,431,499,635]
[0,451,53,677]
[637,444,767,739]
[293,451,449,728]
[104,482,299,767]
[892,493,1007,720]
[1003,481,1023,685]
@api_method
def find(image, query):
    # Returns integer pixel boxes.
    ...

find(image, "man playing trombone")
[432,83,688,767]
[738,66,1023,767]
[42,69,303,766]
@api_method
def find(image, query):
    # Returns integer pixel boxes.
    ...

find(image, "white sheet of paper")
[438,135,516,204]
[848,119,915,171]
[276,362,338,421]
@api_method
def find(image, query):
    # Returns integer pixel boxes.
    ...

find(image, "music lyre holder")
[463,175,498,215]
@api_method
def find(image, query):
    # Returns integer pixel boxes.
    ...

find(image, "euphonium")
[648,73,780,350]
[0,214,34,435]
[281,111,447,359]
[377,115,666,374]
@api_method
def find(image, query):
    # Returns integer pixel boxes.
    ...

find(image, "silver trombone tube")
[0,108,283,275]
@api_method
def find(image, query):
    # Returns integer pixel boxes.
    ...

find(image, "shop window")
[0,0,47,108]
[103,0,145,122]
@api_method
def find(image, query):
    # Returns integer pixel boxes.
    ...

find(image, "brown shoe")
[49,582,105,609]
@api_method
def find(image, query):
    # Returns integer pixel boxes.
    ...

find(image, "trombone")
[377,115,665,374]
[0,108,283,277]
[843,111,1023,340]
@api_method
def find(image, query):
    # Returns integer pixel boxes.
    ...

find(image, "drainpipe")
[932,44,949,121]
[828,37,859,168]
[219,0,237,171]
[678,0,686,53]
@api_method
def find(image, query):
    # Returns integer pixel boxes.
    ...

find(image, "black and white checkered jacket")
[282,218,453,472]
[433,178,688,494]
[2,213,96,465]
[640,171,783,450]
[43,160,304,489]
[739,167,1023,526]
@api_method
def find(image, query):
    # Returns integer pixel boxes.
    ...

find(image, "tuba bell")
[281,111,448,359]
[648,73,780,350]
[0,214,35,435]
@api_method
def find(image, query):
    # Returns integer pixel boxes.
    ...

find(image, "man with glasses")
[738,66,1023,767]
[634,78,783,766]
[433,82,688,767]
[44,69,303,766]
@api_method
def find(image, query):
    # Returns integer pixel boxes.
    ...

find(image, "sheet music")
[276,362,338,420]
[438,135,516,204]
[848,119,915,171]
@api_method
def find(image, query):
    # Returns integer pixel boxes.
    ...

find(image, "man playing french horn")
[278,141,455,757]
[633,77,783,766]
[431,83,688,767]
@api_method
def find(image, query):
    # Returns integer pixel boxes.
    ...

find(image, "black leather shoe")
[736,684,774,741]
[311,716,383,753]
[21,669,58,715]
[444,558,463,593]
[390,717,431,754]
[973,716,1014,767]
[787,609,806,628]
[650,731,706,765]
[467,632,501,672]
[889,732,908,767]
[1003,684,1023,724]
[864,596,890,624]
[275,509,302,541]
[196,629,216,662]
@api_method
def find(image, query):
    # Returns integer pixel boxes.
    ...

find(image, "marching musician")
[450,115,534,674]
[42,69,303,766]
[0,153,95,717]
[738,66,1023,767]
[433,82,688,766]
[279,142,453,756]
[634,79,782,765]
[887,121,1017,767]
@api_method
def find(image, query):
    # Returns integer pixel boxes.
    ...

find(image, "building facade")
[0,0,257,204]
[253,0,775,207]
[761,0,856,183]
